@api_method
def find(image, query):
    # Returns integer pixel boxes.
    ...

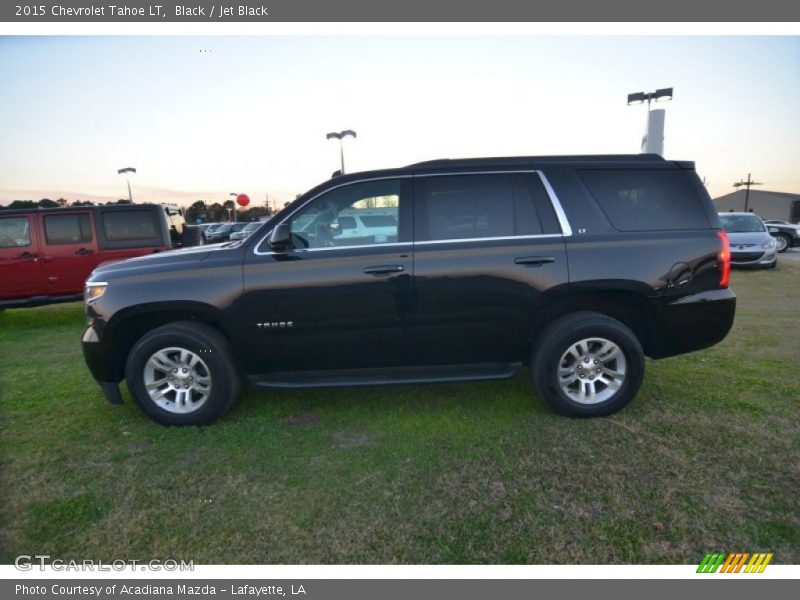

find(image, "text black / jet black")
[82,154,736,425]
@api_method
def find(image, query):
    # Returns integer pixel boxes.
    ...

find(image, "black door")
[238,177,414,375]
[412,171,569,365]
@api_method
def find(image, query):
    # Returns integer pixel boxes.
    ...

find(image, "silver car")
[228,222,263,242]
[718,212,777,269]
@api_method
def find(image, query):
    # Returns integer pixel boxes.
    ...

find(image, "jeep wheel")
[125,322,240,426]
[531,312,645,417]
[774,233,790,253]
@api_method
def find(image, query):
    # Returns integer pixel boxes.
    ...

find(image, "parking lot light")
[627,88,673,156]
[117,167,136,202]
[326,130,357,175]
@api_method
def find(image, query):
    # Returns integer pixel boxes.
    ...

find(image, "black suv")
[82,155,736,425]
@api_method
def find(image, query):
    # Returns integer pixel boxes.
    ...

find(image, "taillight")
[717,230,731,288]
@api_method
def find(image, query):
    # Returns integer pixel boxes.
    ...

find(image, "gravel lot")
[780,248,800,262]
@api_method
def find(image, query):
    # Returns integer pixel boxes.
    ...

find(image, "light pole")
[229,193,238,222]
[627,88,673,156]
[734,174,762,213]
[117,167,136,202]
[326,130,357,174]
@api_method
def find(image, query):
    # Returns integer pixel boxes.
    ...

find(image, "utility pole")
[733,173,762,213]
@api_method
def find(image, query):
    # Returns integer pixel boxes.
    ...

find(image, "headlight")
[763,239,776,249]
[84,282,108,304]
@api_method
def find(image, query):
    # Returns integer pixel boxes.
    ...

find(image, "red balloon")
[236,193,250,207]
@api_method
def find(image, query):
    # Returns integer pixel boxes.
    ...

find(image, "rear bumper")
[650,288,736,359]
[0,293,82,309]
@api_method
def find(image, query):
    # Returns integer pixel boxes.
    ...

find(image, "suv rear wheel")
[125,322,240,426]
[531,312,645,416]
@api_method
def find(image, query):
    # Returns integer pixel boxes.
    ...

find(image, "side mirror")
[269,223,292,250]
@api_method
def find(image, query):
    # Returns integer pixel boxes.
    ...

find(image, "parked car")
[204,222,246,243]
[333,209,398,244]
[229,222,263,242]
[82,154,736,425]
[762,219,800,253]
[1,204,203,309]
[718,212,777,268]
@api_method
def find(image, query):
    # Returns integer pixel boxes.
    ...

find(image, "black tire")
[181,226,205,247]
[774,234,790,253]
[530,311,645,417]
[125,322,240,426]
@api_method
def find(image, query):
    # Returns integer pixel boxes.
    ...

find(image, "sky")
[0,35,798,207]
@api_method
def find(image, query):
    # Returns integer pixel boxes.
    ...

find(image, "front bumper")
[82,323,124,404]
[730,249,777,267]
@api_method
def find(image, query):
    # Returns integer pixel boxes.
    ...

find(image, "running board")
[249,362,521,389]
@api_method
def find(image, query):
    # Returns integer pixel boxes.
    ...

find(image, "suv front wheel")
[531,312,645,416]
[125,322,240,426]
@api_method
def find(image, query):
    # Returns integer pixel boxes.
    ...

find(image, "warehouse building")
[713,190,800,223]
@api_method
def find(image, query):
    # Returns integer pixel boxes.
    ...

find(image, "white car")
[334,211,398,244]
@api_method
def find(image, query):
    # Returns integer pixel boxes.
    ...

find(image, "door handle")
[363,264,405,276]
[18,251,37,260]
[75,248,94,256]
[514,256,555,267]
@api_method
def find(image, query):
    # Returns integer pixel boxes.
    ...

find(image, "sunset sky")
[0,35,798,207]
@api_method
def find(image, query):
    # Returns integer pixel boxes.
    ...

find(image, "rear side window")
[44,214,92,245]
[414,173,546,241]
[579,169,710,231]
[102,210,159,241]
[0,217,31,248]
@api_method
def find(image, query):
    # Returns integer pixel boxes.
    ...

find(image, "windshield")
[719,214,765,233]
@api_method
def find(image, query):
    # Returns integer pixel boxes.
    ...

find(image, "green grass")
[1,263,798,564]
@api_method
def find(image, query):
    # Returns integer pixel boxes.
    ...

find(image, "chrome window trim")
[286,242,412,254]
[414,234,562,246]
[252,169,573,256]
[534,170,573,236]
[253,234,564,256]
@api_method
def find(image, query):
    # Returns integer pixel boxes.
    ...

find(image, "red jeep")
[0,204,202,309]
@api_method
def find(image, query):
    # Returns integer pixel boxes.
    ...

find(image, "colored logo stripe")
[697,552,773,573]
[697,553,726,573]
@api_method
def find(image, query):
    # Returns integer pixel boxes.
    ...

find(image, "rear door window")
[43,214,92,245]
[579,169,710,231]
[414,173,548,241]
[101,210,159,241]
